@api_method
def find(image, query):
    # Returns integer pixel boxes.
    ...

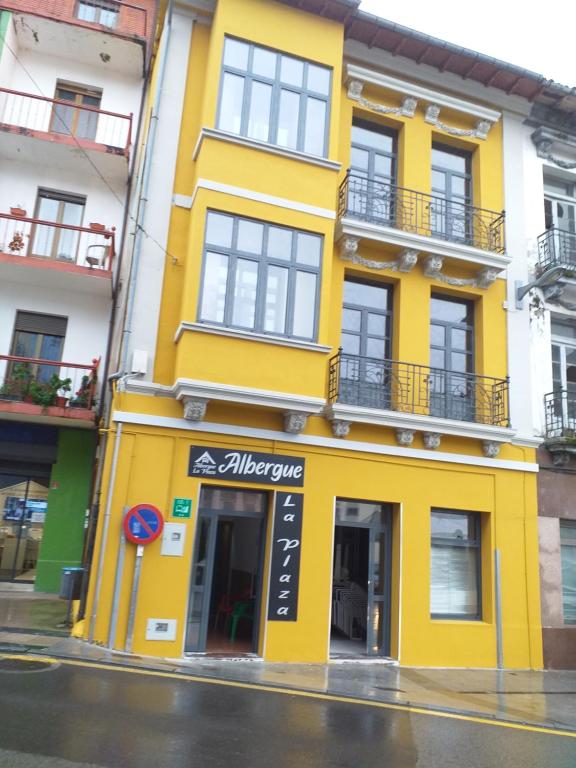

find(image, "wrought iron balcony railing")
[328,351,510,427]
[1,0,150,41]
[0,87,132,156]
[0,212,115,271]
[338,171,506,254]
[0,355,99,411]
[537,228,576,272]
[544,389,576,440]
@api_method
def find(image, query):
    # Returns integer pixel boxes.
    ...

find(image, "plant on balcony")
[10,363,33,400]
[30,375,72,408]
[8,232,26,254]
[70,367,97,409]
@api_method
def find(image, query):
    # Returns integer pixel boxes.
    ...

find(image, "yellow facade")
[84,0,543,668]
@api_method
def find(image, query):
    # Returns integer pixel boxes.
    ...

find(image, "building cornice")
[112,411,538,473]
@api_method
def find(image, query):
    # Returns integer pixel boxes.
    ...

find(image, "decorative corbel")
[422,432,441,450]
[284,411,308,434]
[331,420,351,438]
[395,429,415,446]
[425,104,493,140]
[476,267,500,289]
[482,440,501,459]
[398,249,419,272]
[182,396,208,422]
[339,236,359,260]
[340,239,419,273]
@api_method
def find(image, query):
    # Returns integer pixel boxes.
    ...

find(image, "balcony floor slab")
[0,400,96,429]
[0,253,112,297]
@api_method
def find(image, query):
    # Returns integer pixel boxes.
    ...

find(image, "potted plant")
[8,231,26,253]
[89,222,106,232]
[10,205,27,217]
[0,380,19,401]
[11,363,33,401]
[30,375,72,408]
[70,374,92,408]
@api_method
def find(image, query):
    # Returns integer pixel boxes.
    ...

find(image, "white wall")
[502,111,547,440]
[0,11,17,86]
[0,278,109,387]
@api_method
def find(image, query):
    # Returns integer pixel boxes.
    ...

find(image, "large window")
[561,521,576,625]
[217,37,331,157]
[30,189,86,263]
[198,211,322,341]
[9,311,67,384]
[430,509,481,619]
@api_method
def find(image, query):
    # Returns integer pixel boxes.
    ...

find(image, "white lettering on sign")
[279,574,291,583]
[215,452,303,483]
[277,607,289,616]
[277,538,300,551]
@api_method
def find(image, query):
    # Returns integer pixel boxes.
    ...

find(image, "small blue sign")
[123,504,164,545]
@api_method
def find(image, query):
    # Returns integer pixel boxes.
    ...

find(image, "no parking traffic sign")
[123,504,164,545]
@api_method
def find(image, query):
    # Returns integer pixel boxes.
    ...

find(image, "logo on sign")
[190,451,217,476]
[189,447,305,487]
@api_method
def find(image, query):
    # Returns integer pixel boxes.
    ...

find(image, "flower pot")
[23,395,34,404]
[89,222,106,232]
[10,207,26,217]
[55,396,67,408]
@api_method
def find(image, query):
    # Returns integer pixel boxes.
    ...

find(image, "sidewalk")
[2,625,576,734]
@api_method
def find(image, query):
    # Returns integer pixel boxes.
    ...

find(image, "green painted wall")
[0,12,10,57]
[35,429,96,593]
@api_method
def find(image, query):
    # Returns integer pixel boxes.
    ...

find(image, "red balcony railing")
[0,212,116,272]
[1,0,151,41]
[0,355,99,411]
[0,87,132,156]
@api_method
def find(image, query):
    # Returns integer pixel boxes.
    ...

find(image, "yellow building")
[84,0,544,668]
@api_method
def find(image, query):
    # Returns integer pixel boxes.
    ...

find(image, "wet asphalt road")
[0,659,575,768]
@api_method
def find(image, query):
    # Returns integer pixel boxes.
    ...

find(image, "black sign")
[188,446,305,487]
[268,491,303,621]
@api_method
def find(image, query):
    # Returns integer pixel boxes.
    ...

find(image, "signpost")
[123,504,164,652]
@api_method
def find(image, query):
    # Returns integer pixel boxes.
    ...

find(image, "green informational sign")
[172,497,192,519]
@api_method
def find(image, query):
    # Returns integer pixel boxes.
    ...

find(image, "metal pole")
[107,517,127,649]
[125,544,144,653]
[88,422,123,642]
[495,548,503,669]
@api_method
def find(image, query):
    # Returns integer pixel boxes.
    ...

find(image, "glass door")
[30,191,85,263]
[0,473,49,582]
[331,500,392,657]
[340,278,393,409]
[552,321,576,431]
[349,119,397,224]
[431,144,473,243]
[185,487,268,654]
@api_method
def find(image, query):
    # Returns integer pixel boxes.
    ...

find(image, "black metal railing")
[328,351,510,427]
[338,171,506,254]
[537,228,576,272]
[544,389,576,439]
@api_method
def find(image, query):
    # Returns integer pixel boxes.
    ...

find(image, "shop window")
[560,521,576,625]
[76,0,119,28]
[217,37,331,157]
[430,509,481,620]
[198,211,322,341]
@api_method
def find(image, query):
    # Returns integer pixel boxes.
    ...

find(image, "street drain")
[0,658,57,673]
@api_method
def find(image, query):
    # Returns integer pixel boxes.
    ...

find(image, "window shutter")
[14,311,68,337]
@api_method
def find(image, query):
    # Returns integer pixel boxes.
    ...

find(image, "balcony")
[327,352,512,448]
[538,229,576,273]
[0,211,115,295]
[2,1,152,76]
[337,172,509,280]
[0,88,132,177]
[0,355,99,428]
[543,389,576,465]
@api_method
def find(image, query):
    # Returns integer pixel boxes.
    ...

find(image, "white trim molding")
[325,401,516,444]
[111,411,538,473]
[194,178,336,220]
[346,63,501,125]
[174,321,332,353]
[174,378,326,414]
[193,127,342,171]
[337,218,511,273]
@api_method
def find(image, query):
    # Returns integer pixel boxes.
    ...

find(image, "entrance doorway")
[185,487,267,655]
[330,499,392,657]
[0,471,50,583]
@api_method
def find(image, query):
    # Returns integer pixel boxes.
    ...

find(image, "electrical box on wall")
[146,619,177,641]
[161,523,186,556]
